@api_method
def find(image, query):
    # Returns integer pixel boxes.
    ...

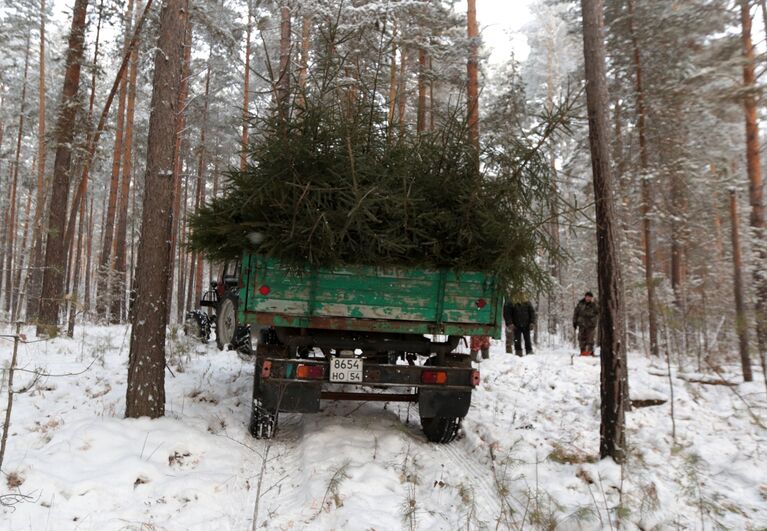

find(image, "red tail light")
[421,370,447,385]
[261,360,272,379]
[296,364,325,379]
[471,370,480,387]
[259,285,271,295]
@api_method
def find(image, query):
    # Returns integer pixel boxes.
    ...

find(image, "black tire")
[420,416,462,444]
[183,310,210,343]
[419,356,463,443]
[248,361,278,439]
[234,326,254,361]
[183,314,204,342]
[216,292,238,350]
[249,403,278,439]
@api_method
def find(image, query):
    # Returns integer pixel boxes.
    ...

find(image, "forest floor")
[1,324,766,530]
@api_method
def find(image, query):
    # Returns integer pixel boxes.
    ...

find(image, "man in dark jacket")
[503,295,536,356]
[573,291,599,356]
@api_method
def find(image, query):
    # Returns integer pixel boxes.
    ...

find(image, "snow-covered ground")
[2,325,766,530]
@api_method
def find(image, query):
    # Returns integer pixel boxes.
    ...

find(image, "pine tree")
[111,0,140,324]
[126,0,187,419]
[739,0,767,390]
[36,0,89,337]
[581,0,627,463]
[466,0,479,159]
[5,33,31,319]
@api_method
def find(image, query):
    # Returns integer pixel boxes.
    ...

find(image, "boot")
[580,351,591,357]
[481,347,490,359]
[515,349,523,357]
[470,350,479,362]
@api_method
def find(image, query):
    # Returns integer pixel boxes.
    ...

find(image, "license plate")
[329,357,363,383]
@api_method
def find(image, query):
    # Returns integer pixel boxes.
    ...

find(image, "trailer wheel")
[420,415,462,443]
[249,359,278,439]
[249,401,278,439]
[419,355,464,443]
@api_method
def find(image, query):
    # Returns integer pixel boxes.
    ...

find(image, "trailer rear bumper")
[256,357,477,417]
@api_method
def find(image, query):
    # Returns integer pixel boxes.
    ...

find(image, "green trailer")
[237,254,503,443]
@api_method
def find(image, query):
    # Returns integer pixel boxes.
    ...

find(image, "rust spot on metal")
[246,311,495,335]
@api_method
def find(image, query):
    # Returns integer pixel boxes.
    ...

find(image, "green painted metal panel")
[240,254,503,338]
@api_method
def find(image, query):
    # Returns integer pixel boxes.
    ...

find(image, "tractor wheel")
[216,293,238,350]
[184,310,211,343]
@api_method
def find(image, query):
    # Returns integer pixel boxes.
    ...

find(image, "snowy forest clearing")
[1,326,765,530]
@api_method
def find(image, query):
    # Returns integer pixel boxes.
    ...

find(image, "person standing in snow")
[503,294,536,356]
[470,335,491,361]
[573,291,599,356]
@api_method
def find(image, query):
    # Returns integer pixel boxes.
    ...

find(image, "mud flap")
[418,390,472,418]
[260,380,322,413]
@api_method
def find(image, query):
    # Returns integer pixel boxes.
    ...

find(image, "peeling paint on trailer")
[240,254,503,338]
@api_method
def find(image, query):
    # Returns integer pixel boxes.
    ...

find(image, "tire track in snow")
[434,438,503,528]
[248,413,310,529]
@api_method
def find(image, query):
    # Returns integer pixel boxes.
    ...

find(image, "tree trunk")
[6,34,31,318]
[628,0,659,358]
[388,21,398,129]
[581,0,627,463]
[128,181,137,319]
[277,2,292,120]
[760,0,767,50]
[670,169,687,311]
[739,0,767,390]
[297,14,311,105]
[240,4,253,172]
[613,92,632,352]
[112,1,139,323]
[545,35,561,338]
[429,54,435,131]
[36,0,89,337]
[417,48,428,133]
[84,197,94,314]
[191,59,212,317]
[14,187,34,317]
[63,0,103,331]
[185,176,199,314]
[98,1,133,320]
[730,189,752,381]
[67,196,86,337]
[397,48,409,133]
[176,171,190,323]
[167,15,192,323]
[63,0,153,264]
[126,0,187,419]
[26,0,48,321]
[466,0,479,161]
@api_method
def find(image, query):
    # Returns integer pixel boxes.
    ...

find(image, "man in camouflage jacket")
[573,291,599,356]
